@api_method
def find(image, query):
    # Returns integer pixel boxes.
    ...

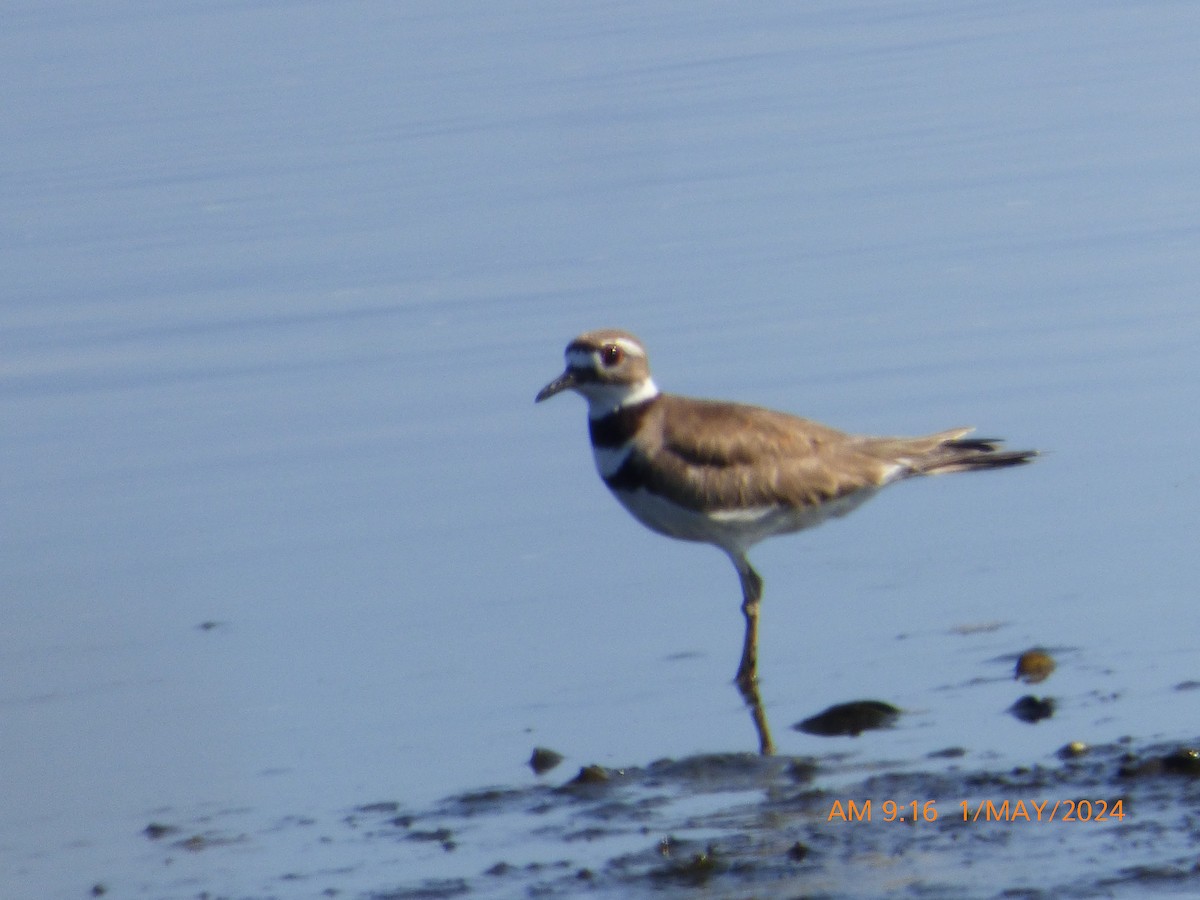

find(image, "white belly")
[609,485,878,556]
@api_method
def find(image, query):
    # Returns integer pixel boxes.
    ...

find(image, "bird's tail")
[911,429,1039,475]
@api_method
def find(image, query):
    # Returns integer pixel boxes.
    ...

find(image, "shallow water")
[4,2,1200,897]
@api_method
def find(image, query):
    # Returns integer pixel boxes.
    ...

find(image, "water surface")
[4,2,1200,896]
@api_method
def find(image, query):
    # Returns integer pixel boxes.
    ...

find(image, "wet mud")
[129,737,1200,899]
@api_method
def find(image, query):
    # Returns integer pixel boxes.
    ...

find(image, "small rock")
[1058,741,1088,759]
[1118,747,1200,778]
[143,823,177,841]
[1015,648,1056,684]
[794,700,900,737]
[529,746,564,774]
[787,841,809,862]
[1163,747,1200,776]
[1009,695,1054,724]
[568,764,609,785]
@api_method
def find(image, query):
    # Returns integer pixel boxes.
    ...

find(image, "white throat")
[582,377,659,419]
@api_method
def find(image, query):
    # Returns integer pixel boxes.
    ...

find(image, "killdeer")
[536,329,1036,690]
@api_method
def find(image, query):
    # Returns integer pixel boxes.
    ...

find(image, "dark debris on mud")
[128,740,1200,900]
[351,740,1200,900]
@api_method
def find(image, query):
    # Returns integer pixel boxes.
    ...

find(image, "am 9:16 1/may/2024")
[827,798,1125,824]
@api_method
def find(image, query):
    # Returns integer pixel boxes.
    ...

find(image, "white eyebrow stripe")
[565,338,645,369]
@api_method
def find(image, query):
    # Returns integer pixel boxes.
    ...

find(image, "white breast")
[609,484,880,557]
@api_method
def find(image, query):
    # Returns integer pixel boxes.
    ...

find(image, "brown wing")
[642,395,897,512]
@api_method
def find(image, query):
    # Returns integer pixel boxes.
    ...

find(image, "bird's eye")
[600,344,624,367]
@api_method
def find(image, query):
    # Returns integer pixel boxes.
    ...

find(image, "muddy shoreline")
[126,737,1200,899]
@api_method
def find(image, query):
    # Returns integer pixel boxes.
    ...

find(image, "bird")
[535,328,1037,690]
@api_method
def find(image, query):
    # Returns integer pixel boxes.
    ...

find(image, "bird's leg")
[729,552,774,755]
[741,679,775,756]
[732,554,763,688]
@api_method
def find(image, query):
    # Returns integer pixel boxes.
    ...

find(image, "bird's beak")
[535,369,579,403]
